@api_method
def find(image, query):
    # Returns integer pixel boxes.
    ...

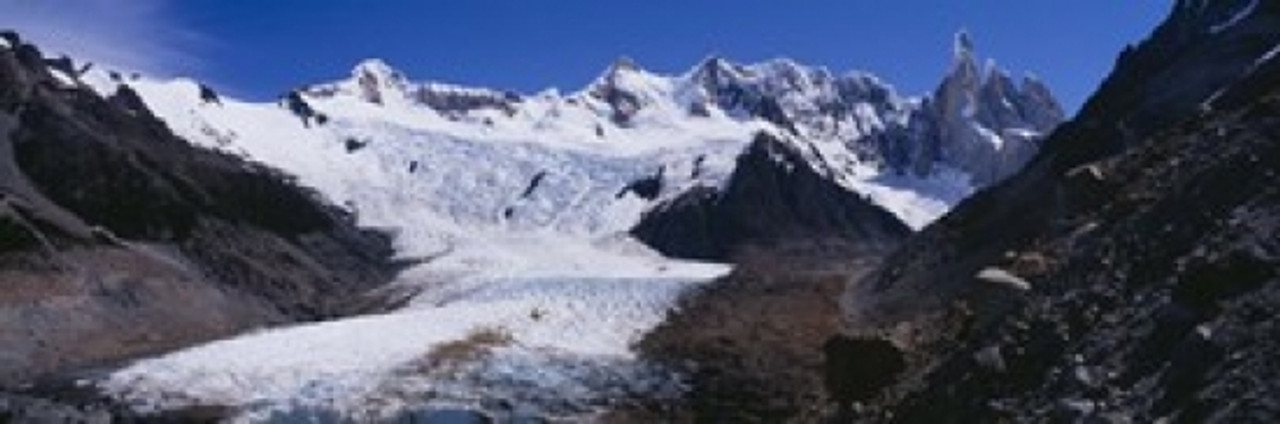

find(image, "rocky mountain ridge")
[304,32,1064,192]
[828,0,1280,421]
[0,30,398,387]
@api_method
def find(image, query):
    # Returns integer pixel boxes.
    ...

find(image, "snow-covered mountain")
[50,31,1063,417]
[83,31,1061,239]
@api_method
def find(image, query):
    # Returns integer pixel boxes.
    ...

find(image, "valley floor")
[94,239,728,421]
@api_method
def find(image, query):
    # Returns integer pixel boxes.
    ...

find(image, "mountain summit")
[925,30,1066,184]
[350,58,408,104]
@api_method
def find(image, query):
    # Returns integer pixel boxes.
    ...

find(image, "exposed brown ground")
[613,242,887,422]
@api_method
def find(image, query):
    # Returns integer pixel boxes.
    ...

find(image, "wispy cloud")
[0,0,204,76]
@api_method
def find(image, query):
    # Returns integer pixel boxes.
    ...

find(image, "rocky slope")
[0,31,398,388]
[631,242,889,422]
[832,1,1280,421]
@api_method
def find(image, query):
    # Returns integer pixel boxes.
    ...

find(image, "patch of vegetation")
[416,326,515,375]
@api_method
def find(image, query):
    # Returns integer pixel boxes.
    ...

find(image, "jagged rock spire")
[954,29,976,62]
[929,29,1066,185]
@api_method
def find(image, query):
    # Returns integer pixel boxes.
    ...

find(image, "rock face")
[0,34,398,385]
[632,132,912,260]
[590,57,651,126]
[835,1,1280,421]
[918,31,1066,185]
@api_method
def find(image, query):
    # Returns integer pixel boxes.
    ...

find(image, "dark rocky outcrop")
[197,83,220,105]
[823,335,906,407]
[106,85,150,116]
[831,2,1280,421]
[282,89,324,126]
[0,35,399,389]
[591,57,647,127]
[521,171,549,199]
[345,137,369,153]
[617,168,664,201]
[413,86,520,117]
[42,56,76,78]
[631,132,911,261]
[0,31,18,48]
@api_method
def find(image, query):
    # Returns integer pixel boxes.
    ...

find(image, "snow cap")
[352,58,406,84]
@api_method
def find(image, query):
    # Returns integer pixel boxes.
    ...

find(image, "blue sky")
[1,1,1169,112]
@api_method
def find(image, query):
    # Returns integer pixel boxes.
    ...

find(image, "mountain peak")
[953,29,976,62]
[592,56,655,88]
[983,58,1010,80]
[609,56,643,74]
[751,57,815,77]
[689,55,744,86]
[693,54,730,72]
[352,59,405,81]
[949,29,982,85]
[698,54,729,67]
[928,28,1067,184]
[350,58,407,105]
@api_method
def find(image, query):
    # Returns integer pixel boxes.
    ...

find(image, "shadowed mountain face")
[832,1,1280,421]
[0,32,398,384]
[632,132,912,260]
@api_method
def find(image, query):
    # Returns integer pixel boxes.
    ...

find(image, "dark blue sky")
[3,1,1171,112]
